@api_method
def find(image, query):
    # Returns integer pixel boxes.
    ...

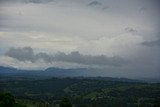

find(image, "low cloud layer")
[142,35,160,47]
[5,47,34,61]
[5,47,127,66]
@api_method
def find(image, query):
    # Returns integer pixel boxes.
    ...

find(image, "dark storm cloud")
[5,47,127,66]
[142,35,160,47]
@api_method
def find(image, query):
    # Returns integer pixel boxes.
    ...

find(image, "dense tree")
[0,93,26,107]
[154,98,160,107]
[60,97,72,107]
[0,93,15,107]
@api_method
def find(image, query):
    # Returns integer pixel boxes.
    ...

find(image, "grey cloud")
[87,1,109,10]
[5,47,35,62]
[139,7,147,13]
[24,0,54,4]
[141,35,160,47]
[36,52,54,63]
[88,1,102,6]
[125,27,137,33]
[5,47,127,66]
[0,0,54,4]
[54,51,127,66]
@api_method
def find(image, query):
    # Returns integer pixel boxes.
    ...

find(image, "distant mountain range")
[0,66,19,74]
[0,66,101,77]
[0,66,159,83]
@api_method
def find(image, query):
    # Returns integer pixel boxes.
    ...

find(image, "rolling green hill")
[0,77,160,107]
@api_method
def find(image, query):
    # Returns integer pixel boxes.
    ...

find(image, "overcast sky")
[0,0,160,78]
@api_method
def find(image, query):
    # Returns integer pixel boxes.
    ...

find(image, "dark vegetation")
[0,93,26,107]
[0,76,160,107]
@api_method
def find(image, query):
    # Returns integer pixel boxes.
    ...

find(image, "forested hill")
[0,76,160,107]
